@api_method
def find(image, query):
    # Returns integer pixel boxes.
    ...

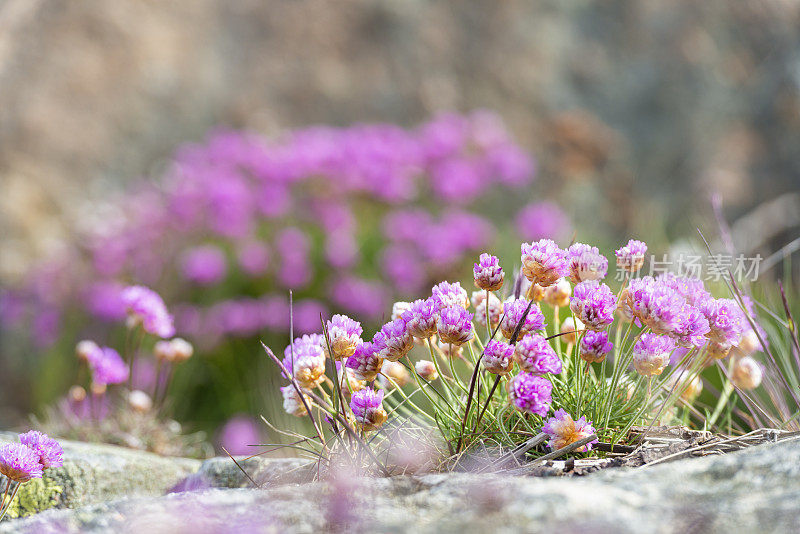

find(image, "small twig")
[491,432,548,469]
[222,446,260,488]
[524,433,598,467]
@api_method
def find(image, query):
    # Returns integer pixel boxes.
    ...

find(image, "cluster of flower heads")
[278,236,768,457]
[1,112,576,352]
[0,431,63,520]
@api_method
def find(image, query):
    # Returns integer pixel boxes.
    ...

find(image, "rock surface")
[4,436,800,533]
[0,433,199,512]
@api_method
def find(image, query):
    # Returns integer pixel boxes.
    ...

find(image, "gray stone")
[194,455,315,489]
[0,433,199,512]
[5,437,800,533]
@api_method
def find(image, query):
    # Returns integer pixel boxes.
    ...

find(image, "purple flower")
[672,304,711,348]
[121,285,175,338]
[542,409,598,451]
[507,373,552,416]
[346,342,384,381]
[88,347,130,386]
[405,298,439,339]
[218,415,261,456]
[520,239,569,287]
[436,306,474,346]
[566,243,608,284]
[181,245,228,285]
[431,281,469,310]
[701,298,745,348]
[514,335,563,375]
[633,334,674,376]
[373,318,413,362]
[500,299,546,340]
[324,315,363,360]
[623,277,686,337]
[615,239,647,272]
[481,339,515,375]
[570,281,616,331]
[0,443,43,482]
[580,330,613,363]
[473,253,504,291]
[18,431,63,470]
[237,242,270,276]
[515,201,570,242]
[350,388,387,431]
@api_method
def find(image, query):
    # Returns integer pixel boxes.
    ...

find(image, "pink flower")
[542,409,598,451]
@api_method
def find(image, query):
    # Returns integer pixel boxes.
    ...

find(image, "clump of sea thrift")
[265,233,775,472]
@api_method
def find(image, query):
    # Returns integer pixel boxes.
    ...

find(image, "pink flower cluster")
[2,113,568,353]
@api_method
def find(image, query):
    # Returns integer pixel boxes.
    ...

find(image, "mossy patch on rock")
[2,477,63,519]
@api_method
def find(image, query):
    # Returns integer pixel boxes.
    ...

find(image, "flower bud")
[128,390,153,412]
[69,385,87,402]
[170,338,194,362]
[415,360,438,381]
[559,317,583,344]
[543,279,571,308]
[154,340,176,362]
[76,340,99,362]
[732,356,762,390]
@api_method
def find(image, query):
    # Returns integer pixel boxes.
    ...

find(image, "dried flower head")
[405,298,439,339]
[415,360,438,381]
[431,281,470,310]
[633,334,674,376]
[507,373,552,416]
[323,315,363,360]
[543,278,571,308]
[0,443,43,482]
[567,243,608,284]
[482,340,516,375]
[514,335,563,375]
[580,330,613,363]
[350,389,387,431]
[18,431,63,470]
[520,239,569,287]
[615,239,647,272]
[281,385,310,417]
[346,342,384,382]
[121,285,175,338]
[437,306,474,346]
[500,299,546,340]
[732,356,763,390]
[473,253,504,291]
[374,318,414,361]
[542,409,598,451]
